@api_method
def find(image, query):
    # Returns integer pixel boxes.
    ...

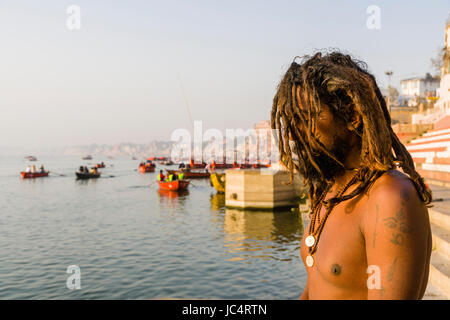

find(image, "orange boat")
[21,171,49,179]
[166,169,210,179]
[158,179,190,191]
[95,163,105,168]
[188,159,206,169]
[139,165,155,173]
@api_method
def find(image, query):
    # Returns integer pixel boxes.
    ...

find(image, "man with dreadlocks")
[271,51,432,300]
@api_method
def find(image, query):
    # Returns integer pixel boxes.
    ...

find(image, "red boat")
[166,169,210,179]
[158,179,190,191]
[212,163,234,169]
[139,165,155,173]
[188,159,206,169]
[95,163,105,168]
[21,171,49,179]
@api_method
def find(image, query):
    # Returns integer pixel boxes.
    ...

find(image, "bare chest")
[300,197,368,291]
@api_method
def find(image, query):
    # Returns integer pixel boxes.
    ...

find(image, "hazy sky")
[0,0,448,149]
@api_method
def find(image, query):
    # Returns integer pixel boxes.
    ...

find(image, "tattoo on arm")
[387,257,398,282]
[383,207,413,246]
[372,204,379,248]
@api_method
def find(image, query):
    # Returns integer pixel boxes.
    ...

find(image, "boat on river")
[95,162,106,168]
[166,169,210,179]
[75,171,101,180]
[158,179,190,191]
[210,172,225,193]
[21,171,49,179]
[139,165,155,173]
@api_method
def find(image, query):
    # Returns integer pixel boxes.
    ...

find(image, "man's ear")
[347,113,362,133]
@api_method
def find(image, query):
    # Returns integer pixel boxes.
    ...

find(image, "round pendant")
[306,255,314,267]
[305,235,315,247]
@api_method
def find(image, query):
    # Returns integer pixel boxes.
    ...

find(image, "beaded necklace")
[304,170,360,267]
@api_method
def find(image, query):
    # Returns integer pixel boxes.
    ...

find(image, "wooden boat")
[166,169,210,179]
[75,171,101,179]
[213,163,233,169]
[158,179,190,191]
[189,163,206,169]
[139,164,155,173]
[21,171,49,179]
[234,163,270,169]
[210,172,225,193]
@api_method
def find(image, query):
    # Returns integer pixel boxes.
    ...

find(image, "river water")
[0,155,307,299]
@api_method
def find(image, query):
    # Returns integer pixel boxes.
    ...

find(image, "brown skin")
[297,104,432,300]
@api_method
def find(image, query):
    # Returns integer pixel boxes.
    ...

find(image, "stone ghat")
[224,169,305,210]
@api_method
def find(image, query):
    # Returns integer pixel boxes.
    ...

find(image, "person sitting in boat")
[79,166,85,173]
[178,172,185,180]
[157,170,165,181]
[40,165,45,173]
[167,173,174,182]
[84,166,89,173]
[90,167,98,174]
[25,166,31,173]
[179,162,185,169]
[31,165,36,173]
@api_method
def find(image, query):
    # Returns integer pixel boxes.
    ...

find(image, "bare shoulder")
[361,169,429,229]
[367,170,425,207]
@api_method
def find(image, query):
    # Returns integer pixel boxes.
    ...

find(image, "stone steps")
[405,126,450,299]
[431,223,450,261]
[425,202,450,300]
[428,251,450,299]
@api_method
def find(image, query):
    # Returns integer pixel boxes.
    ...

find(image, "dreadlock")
[271,51,432,210]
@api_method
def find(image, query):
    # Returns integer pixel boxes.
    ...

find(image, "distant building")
[412,16,450,127]
[254,120,271,130]
[434,17,450,122]
[400,73,440,107]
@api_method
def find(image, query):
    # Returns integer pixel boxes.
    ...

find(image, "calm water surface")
[0,155,307,299]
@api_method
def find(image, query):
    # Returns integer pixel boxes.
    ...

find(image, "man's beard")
[291,136,351,183]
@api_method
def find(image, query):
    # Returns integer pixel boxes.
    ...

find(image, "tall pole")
[385,71,393,113]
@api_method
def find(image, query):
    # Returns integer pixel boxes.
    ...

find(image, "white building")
[400,73,440,106]
[413,17,450,125]
[435,18,450,111]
